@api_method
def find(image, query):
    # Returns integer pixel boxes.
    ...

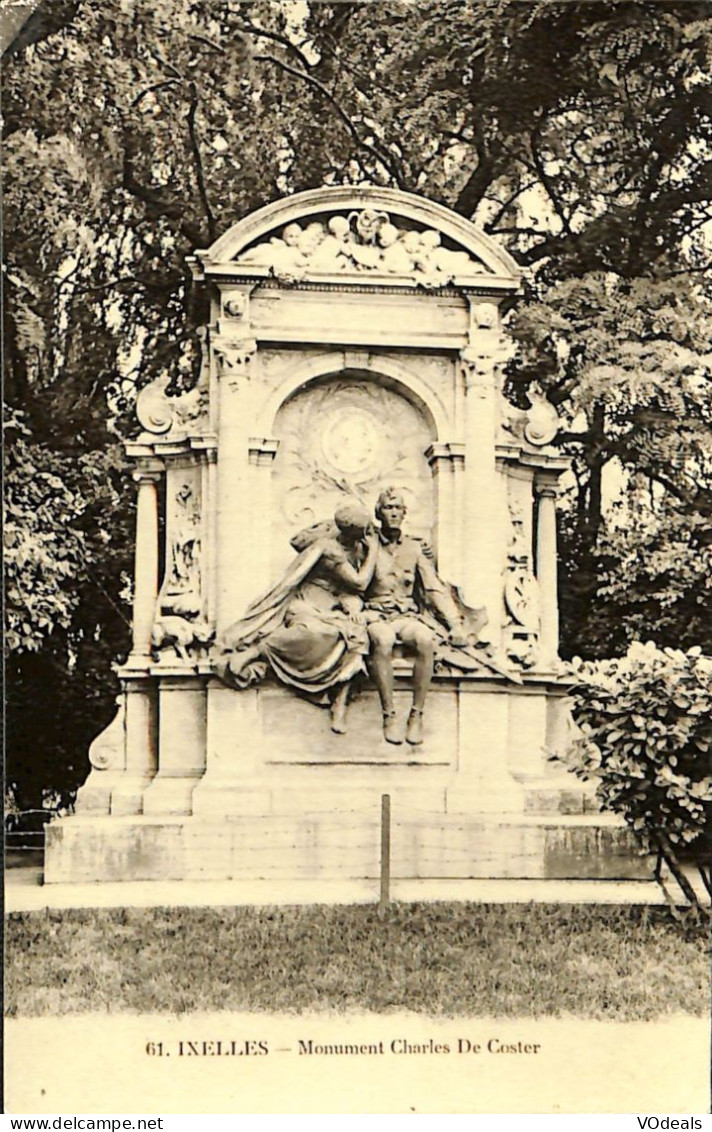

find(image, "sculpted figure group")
[221,488,508,746]
[237,210,483,288]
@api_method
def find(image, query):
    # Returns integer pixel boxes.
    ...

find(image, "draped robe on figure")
[220,533,370,694]
[220,518,520,691]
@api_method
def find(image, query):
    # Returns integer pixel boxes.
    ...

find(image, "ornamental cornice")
[495,444,572,474]
[196,268,516,299]
[126,435,217,461]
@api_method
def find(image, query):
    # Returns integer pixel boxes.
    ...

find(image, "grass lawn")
[5,902,709,1019]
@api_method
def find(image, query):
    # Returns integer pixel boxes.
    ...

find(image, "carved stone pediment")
[234,209,488,288]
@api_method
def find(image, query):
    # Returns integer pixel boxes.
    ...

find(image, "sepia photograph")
[3,0,711,1116]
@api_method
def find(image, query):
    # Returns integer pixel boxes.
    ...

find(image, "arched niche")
[269,369,437,578]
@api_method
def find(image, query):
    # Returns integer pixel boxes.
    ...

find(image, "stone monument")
[45,187,649,885]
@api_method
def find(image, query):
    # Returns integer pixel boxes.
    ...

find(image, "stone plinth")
[44,811,652,885]
[46,674,653,887]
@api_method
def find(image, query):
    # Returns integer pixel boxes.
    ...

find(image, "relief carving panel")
[270,378,435,574]
[502,497,541,668]
[153,468,213,662]
[236,208,488,287]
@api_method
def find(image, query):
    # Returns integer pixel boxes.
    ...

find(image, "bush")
[565,642,712,911]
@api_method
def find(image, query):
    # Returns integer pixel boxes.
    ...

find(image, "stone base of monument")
[43,673,655,889]
[44,813,651,884]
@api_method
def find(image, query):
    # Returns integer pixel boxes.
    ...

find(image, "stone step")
[12,871,697,913]
[45,811,653,885]
[190,770,596,820]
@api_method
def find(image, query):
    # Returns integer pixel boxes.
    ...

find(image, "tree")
[509,270,712,655]
[4,0,711,808]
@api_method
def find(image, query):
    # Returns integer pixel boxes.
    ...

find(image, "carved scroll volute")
[135,346,210,438]
[88,695,125,770]
[523,382,561,447]
[136,375,174,434]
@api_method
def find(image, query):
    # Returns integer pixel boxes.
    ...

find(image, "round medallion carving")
[320,408,384,477]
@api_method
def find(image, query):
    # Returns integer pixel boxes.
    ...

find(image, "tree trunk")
[653,830,705,913]
[585,403,606,539]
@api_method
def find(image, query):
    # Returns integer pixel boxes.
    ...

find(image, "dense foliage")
[4,0,712,808]
[566,643,712,911]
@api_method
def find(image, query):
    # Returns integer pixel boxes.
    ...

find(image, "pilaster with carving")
[459,300,508,643]
[152,460,214,666]
[503,497,541,668]
[211,296,261,629]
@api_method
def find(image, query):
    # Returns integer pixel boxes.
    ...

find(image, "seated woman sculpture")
[219,501,378,733]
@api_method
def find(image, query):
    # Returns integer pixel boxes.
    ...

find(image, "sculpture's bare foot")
[383,711,402,745]
[330,683,350,734]
[406,708,424,746]
[330,699,348,735]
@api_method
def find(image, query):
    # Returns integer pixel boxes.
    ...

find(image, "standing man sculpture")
[363,487,471,746]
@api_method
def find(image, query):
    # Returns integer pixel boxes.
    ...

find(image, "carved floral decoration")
[235,210,487,287]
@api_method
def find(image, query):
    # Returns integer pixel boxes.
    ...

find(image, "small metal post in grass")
[379,793,391,917]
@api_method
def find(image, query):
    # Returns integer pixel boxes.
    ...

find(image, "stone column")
[535,479,559,666]
[109,460,162,815]
[459,303,506,644]
[130,463,162,660]
[426,442,464,584]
